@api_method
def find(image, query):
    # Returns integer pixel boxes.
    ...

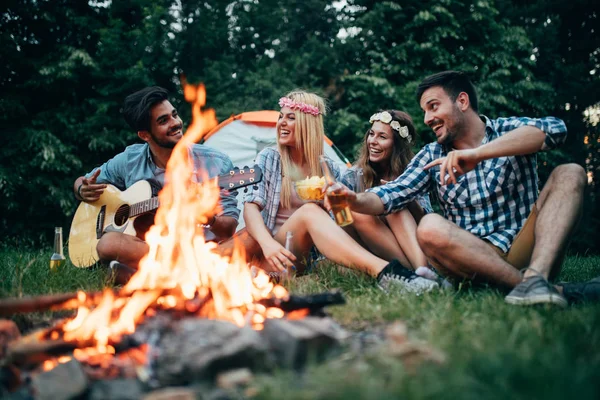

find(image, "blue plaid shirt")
[245,147,344,233]
[86,143,240,220]
[341,166,434,214]
[368,116,567,253]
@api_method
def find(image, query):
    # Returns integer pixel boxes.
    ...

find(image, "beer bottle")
[50,227,66,271]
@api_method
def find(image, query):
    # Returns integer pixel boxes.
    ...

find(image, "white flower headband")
[369,111,412,143]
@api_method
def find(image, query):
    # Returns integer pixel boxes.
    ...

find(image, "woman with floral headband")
[242,91,439,294]
[343,110,433,273]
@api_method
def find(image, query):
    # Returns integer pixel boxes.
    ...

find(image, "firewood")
[0,293,82,316]
[4,328,88,367]
[0,288,187,316]
[259,290,346,312]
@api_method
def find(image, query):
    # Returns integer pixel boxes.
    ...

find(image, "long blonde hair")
[278,90,326,209]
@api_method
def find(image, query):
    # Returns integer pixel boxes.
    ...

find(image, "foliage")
[1,0,598,252]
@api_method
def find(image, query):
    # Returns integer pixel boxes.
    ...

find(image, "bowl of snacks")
[295,176,326,202]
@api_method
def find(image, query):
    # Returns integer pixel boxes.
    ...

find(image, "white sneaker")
[378,273,439,295]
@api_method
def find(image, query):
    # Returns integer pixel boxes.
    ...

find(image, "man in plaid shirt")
[333,71,598,306]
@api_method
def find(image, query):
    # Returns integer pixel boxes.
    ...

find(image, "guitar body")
[68,165,263,269]
[68,181,152,268]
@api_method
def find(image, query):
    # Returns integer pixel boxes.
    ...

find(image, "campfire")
[0,80,346,394]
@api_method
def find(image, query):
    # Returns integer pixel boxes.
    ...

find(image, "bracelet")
[202,215,217,229]
[77,183,84,199]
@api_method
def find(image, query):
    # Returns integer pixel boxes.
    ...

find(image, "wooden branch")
[0,293,83,316]
[0,287,189,316]
[259,290,346,312]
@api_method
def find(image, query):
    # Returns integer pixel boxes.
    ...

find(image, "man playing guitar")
[72,86,239,273]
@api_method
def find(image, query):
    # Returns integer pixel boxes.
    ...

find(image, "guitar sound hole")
[114,205,130,226]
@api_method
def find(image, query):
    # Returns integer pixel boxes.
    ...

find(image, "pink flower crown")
[278,97,321,116]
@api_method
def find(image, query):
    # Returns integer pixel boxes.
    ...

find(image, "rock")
[88,379,143,400]
[31,359,88,400]
[384,321,408,345]
[387,341,446,372]
[216,368,252,389]
[4,385,34,400]
[0,320,21,360]
[142,387,195,400]
[155,319,270,386]
[261,316,348,369]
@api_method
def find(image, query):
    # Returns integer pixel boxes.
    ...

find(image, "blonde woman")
[243,91,439,293]
[343,110,432,272]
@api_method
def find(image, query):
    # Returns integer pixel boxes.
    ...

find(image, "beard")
[149,124,183,149]
[437,105,467,146]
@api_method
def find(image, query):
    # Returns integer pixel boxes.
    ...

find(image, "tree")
[0,0,177,244]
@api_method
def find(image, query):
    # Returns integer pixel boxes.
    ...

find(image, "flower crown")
[279,97,321,116]
[369,111,412,143]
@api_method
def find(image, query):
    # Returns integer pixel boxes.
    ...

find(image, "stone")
[261,316,348,369]
[143,387,195,400]
[384,321,408,345]
[31,359,88,400]
[387,341,446,372]
[155,319,270,386]
[215,368,253,389]
[88,379,143,400]
[0,320,21,360]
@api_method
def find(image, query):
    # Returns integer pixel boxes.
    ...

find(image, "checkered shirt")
[368,115,567,253]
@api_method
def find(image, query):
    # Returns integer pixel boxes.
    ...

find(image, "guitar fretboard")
[130,197,159,217]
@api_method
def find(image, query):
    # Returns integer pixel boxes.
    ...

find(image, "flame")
[59,78,288,361]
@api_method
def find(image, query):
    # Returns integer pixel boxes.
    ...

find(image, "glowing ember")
[57,79,288,362]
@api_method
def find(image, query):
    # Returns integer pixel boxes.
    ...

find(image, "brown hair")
[355,110,416,189]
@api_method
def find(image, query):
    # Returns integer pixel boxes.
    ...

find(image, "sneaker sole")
[505,293,568,308]
[378,279,440,295]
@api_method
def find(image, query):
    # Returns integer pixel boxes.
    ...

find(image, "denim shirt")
[86,143,240,220]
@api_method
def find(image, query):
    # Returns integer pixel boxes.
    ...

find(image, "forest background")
[1,0,598,254]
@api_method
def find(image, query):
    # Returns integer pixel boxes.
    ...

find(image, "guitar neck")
[127,165,261,218]
[130,197,160,218]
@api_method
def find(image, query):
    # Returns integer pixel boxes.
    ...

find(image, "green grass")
[1,248,599,399]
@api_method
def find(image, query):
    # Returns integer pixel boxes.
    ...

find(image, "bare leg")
[386,209,428,269]
[273,203,389,277]
[97,232,149,268]
[417,214,522,289]
[526,164,586,280]
[350,212,411,266]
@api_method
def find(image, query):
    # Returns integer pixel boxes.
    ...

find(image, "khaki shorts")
[487,205,538,270]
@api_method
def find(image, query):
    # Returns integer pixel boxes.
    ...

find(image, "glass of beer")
[319,156,354,227]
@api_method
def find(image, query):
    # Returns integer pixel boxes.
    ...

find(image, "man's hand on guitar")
[78,170,107,202]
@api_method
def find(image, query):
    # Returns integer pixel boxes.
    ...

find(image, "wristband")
[202,215,217,229]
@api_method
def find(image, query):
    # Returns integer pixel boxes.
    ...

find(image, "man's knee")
[549,163,587,190]
[96,232,145,262]
[96,233,119,261]
[416,214,451,252]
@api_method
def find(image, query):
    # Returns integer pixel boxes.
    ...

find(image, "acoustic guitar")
[68,165,262,268]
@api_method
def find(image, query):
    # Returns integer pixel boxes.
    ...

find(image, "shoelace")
[383,273,411,284]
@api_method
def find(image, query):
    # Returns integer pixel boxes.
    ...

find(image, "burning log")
[4,327,87,367]
[0,292,84,316]
[0,287,204,317]
[259,290,346,313]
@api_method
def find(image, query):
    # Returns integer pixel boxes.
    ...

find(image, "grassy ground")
[1,248,599,399]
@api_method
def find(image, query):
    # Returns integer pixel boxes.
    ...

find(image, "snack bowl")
[295,176,326,202]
